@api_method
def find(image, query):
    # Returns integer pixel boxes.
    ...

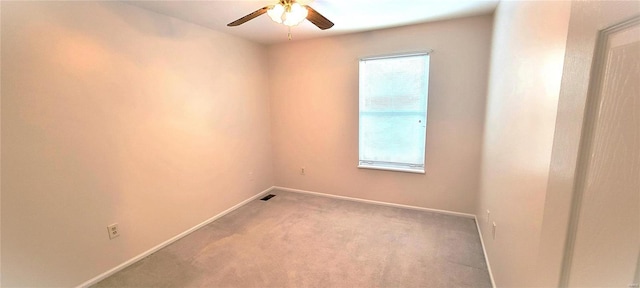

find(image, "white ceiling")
[128,0,499,45]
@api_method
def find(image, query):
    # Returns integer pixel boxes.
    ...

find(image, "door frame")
[559,15,640,286]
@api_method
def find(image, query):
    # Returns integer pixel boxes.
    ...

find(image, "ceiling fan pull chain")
[288,26,292,40]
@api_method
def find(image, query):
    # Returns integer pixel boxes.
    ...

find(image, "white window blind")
[358,53,430,173]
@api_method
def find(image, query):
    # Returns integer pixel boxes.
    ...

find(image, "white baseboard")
[273,186,476,219]
[475,216,496,288]
[76,186,274,288]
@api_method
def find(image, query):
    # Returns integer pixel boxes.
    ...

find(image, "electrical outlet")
[492,222,497,240]
[486,210,491,222]
[107,223,120,239]
[300,167,305,175]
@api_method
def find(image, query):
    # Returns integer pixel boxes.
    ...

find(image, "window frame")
[357,51,431,174]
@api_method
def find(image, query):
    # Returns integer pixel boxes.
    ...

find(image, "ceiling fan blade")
[227,6,270,27]
[305,6,334,30]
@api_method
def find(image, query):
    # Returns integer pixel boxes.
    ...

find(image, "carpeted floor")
[94,190,492,287]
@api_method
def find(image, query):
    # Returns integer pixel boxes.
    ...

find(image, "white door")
[565,16,640,287]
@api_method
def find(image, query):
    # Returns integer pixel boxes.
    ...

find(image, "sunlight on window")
[358,53,430,173]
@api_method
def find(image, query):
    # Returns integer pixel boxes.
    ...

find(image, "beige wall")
[268,15,492,214]
[1,2,273,286]
[475,1,570,287]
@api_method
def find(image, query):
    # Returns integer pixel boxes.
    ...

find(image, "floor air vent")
[260,194,276,201]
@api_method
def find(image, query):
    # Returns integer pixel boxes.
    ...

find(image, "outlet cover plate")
[107,223,120,239]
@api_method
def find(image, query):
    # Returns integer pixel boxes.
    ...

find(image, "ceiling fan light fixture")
[267,2,308,27]
[283,3,308,26]
[267,3,285,24]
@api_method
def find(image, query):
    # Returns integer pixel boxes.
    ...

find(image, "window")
[358,53,430,173]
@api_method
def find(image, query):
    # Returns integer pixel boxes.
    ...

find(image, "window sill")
[357,164,425,174]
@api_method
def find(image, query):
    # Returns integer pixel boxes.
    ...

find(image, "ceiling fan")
[227,0,334,31]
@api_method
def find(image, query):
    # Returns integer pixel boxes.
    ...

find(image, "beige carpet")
[94,190,492,287]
